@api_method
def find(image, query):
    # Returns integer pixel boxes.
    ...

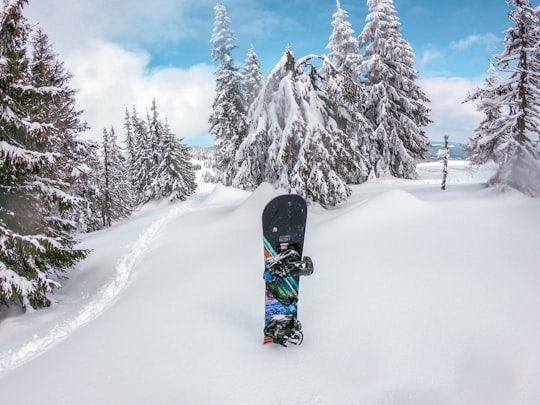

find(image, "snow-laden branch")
[0,262,37,311]
[0,140,56,166]
[295,53,338,75]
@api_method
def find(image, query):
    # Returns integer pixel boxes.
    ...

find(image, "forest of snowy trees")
[209,0,432,206]
[1,0,539,311]
[209,0,540,203]
[0,1,196,310]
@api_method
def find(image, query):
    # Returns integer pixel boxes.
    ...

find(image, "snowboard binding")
[264,315,304,347]
[264,248,314,306]
[264,248,314,282]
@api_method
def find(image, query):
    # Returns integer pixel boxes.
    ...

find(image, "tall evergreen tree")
[0,1,87,310]
[29,28,89,153]
[466,0,540,196]
[209,3,248,185]
[123,107,137,191]
[147,98,163,179]
[327,0,360,79]
[147,120,197,201]
[358,0,431,179]
[323,0,371,184]
[70,139,103,233]
[465,64,508,164]
[101,127,133,227]
[128,107,152,204]
[28,28,97,233]
[243,45,265,113]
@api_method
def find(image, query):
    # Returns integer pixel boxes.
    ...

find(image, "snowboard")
[262,194,313,346]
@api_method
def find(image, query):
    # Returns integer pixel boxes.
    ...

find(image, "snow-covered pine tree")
[70,139,103,232]
[28,28,99,233]
[123,108,137,191]
[358,0,431,179]
[323,0,371,184]
[327,0,360,81]
[243,45,265,114]
[466,0,540,196]
[209,3,248,186]
[235,49,351,206]
[0,0,87,310]
[128,106,152,204]
[171,135,197,200]
[147,120,197,201]
[147,98,163,179]
[465,64,508,165]
[101,127,133,227]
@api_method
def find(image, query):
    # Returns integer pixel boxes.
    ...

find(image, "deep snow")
[0,161,539,405]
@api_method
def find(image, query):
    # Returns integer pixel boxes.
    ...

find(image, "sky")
[24,0,527,147]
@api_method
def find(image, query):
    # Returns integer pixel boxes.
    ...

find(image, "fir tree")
[358,0,431,179]
[466,0,540,196]
[209,3,248,185]
[128,107,152,204]
[243,45,265,113]
[29,28,89,152]
[147,98,163,178]
[101,127,133,227]
[70,140,103,233]
[465,64,508,164]
[147,121,197,201]
[0,1,87,310]
[323,1,371,184]
[327,0,360,79]
[28,28,97,233]
[123,108,136,190]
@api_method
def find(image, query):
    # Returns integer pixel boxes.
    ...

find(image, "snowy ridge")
[0,202,194,374]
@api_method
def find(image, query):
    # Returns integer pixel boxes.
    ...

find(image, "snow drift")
[0,161,539,405]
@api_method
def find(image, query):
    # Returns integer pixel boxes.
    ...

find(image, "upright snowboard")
[262,194,313,346]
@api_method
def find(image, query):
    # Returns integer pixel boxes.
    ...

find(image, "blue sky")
[211,0,512,79]
[25,0,526,146]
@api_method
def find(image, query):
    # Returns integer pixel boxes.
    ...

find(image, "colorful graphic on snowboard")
[262,194,313,346]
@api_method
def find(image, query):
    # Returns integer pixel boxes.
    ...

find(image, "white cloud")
[25,0,213,50]
[65,40,215,146]
[23,1,490,148]
[450,33,500,50]
[24,1,218,146]
[419,77,484,143]
[418,49,445,68]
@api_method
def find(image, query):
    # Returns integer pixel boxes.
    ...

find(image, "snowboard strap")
[264,315,304,347]
[264,250,314,281]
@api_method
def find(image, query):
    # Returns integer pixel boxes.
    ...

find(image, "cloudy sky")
[25,0,520,146]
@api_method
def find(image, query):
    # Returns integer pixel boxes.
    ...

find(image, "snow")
[1,160,539,404]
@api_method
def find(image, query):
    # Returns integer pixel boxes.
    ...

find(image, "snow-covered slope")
[1,161,539,405]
